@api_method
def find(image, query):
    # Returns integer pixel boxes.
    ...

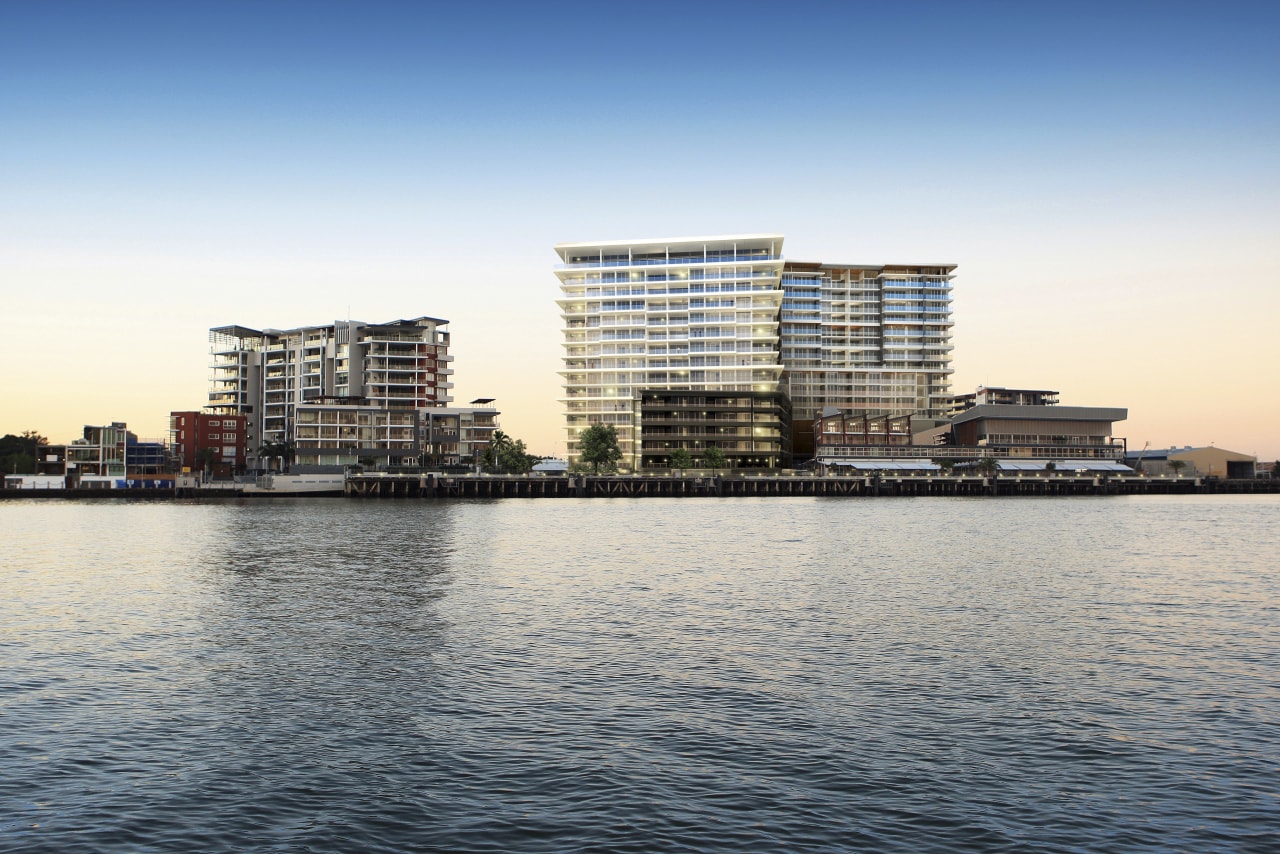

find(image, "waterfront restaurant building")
[556,234,955,470]
[812,396,1130,474]
[950,404,1129,462]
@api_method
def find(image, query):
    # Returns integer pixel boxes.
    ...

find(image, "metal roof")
[952,404,1128,424]
[995,460,1132,472]
[824,459,942,471]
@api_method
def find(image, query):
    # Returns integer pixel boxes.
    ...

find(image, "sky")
[2,1,1278,459]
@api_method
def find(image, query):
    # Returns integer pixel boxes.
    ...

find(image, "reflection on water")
[1,496,1278,852]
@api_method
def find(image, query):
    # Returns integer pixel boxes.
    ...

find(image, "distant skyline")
[3,1,1278,459]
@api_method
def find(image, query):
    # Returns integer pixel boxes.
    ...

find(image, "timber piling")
[340,473,1258,500]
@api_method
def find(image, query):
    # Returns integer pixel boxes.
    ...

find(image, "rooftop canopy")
[993,460,1133,472]
[555,234,784,262]
[952,404,1128,424]
[824,459,942,471]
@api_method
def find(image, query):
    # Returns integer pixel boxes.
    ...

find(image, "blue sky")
[3,1,1278,457]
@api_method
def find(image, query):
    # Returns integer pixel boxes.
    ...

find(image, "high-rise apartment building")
[556,235,788,469]
[207,317,453,468]
[556,234,955,468]
[779,261,956,422]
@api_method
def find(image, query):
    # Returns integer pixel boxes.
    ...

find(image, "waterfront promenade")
[348,473,1277,499]
[5,473,1276,500]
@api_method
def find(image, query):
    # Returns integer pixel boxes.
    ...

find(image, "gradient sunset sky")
[3,1,1277,459]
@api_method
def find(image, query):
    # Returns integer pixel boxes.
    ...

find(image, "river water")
[2,495,1278,852]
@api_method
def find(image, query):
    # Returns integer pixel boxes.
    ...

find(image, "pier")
[343,473,1276,499]
[4,474,1275,501]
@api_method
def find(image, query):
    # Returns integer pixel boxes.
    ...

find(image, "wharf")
[4,476,1274,501]
[344,473,1278,499]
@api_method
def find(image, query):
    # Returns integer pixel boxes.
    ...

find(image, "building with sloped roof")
[950,404,1128,462]
[1126,446,1256,478]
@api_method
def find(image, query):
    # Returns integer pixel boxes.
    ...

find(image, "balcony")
[557,253,781,270]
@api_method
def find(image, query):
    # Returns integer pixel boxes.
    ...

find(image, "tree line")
[0,431,49,475]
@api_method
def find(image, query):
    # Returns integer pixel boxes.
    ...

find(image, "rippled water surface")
[2,496,1278,852]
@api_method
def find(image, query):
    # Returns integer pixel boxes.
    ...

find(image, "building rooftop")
[790,260,959,272]
[952,404,1128,424]
[1125,446,1255,461]
[555,234,785,261]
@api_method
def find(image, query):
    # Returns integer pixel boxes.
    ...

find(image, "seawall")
[4,475,1276,501]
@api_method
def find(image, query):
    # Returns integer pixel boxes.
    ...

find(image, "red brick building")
[170,412,248,477]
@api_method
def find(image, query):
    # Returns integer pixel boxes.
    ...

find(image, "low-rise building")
[3,474,66,490]
[815,410,913,453]
[34,445,68,476]
[1126,446,1256,478]
[813,407,951,472]
[67,423,127,476]
[421,400,500,468]
[944,386,1059,417]
[170,411,248,477]
[950,404,1128,461]
[813,395,1130,473]
[63,422,174,485]
[292,398,419,470]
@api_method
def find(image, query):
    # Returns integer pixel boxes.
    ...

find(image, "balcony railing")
[558,253,780,270]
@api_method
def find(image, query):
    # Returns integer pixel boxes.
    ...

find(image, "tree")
[578,424,621,474]
[1168,459,1187,477]
[934,458,957,476]
[1044,461,1057,474]
[976,456,999,477]
[482,430,537,473]
[0,431,47,475]
[258,440,294,472]
[21,430,48,447]
[195,447,219,480]
[702,445,727,470]
[498,435,535,474]
[669,447,692,470]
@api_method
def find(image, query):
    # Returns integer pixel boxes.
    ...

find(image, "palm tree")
[195,447,219,481]
[976,456,999,477]
[258,440,295,473]
[1168,459,1187,478]
[482,430,514,472]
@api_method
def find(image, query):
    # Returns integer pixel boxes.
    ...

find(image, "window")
[222,433,237,441]
[208,420,221,427]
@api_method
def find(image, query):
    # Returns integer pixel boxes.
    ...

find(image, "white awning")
[823,459,941,471]
[995,460,1132,472]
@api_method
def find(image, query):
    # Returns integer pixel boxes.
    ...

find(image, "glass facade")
[782,263,955,422]
[557,236,787,469]
[559,235,957,467]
